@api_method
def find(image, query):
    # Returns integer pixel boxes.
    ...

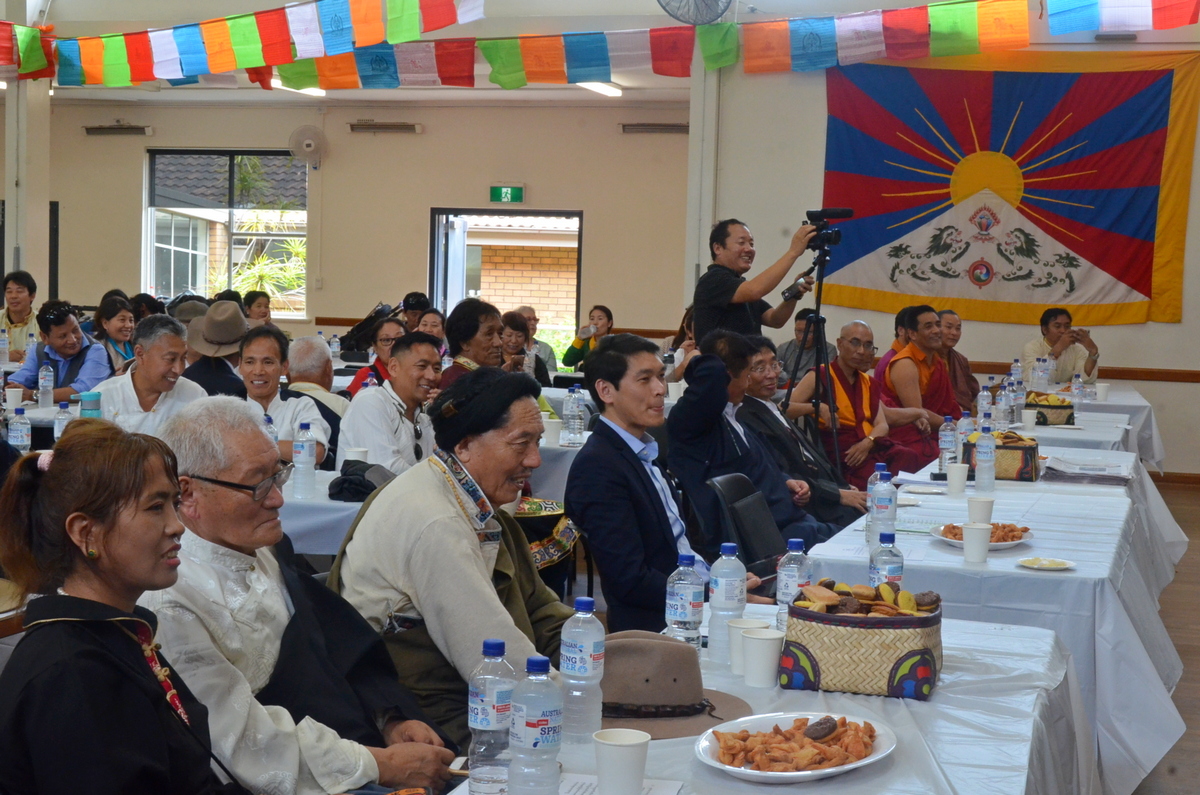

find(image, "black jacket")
[278,388,342,472]
[0,594,247,795]
[182,355,247,398]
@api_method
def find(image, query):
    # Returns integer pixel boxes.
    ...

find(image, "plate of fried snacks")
[932,522,1032,550]
[696,712,897,783]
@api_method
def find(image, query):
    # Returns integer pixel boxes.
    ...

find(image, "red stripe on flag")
[1152,0,1200,28]
[256,8,294,66]
[649,26,694,77]
[435,38,475,87]
[0,22,13,66]
[420,0,458,32]
[246,65,274,89]
[882,7,930,60]
[125,31,155,83]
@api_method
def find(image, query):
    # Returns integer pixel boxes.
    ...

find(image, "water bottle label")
[508,703,561,749]
[869,563,903,587]
[53,417,69,440]
[872,496,893,514]
[293,440,316,463]
[665,586,704,622]
[8,426,29,449]
[709,576,745,609]
[777,570,809,604]
[559,639,604,677]
[467,681,512,730]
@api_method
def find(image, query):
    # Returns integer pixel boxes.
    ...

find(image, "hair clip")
[37,451,53,472]
[440,401,458,418]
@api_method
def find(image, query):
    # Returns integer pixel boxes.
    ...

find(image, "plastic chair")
[706,473,788,566]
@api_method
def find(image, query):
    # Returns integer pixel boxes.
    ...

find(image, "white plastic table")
[1077,384,1165,470]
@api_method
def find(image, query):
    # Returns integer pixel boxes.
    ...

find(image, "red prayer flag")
[435,38,475,87]
[256,9,294,66]
[246,65,274,88]
[0,22,14,66]
[18,33,55,80]
[882,7,931,60]
[125,31,155,83]
[1152,0,1200,28]
[649,26,694,78]
[420,0,458,32]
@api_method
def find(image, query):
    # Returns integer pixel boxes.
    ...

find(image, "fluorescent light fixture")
[578,82,622,97]
[270,78,325,97]
[0,82,7,90]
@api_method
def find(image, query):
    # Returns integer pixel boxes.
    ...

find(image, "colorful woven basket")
[1025,392,1075,425]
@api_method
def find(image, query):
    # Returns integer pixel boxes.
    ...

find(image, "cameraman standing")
[693,219,818,343]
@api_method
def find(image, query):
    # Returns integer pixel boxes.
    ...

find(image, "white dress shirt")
[1021,337,1098,385]
[246,390,331,447]
[93,365,208,437]
[140,533,378,795]
[337,381,433,473]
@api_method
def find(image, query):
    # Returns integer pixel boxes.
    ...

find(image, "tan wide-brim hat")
[172,299,210,327]
[188,300,259,357]
[600,630,753,741]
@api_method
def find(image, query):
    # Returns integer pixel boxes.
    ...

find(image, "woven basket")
[778,605,942,699]
[1025,392,1075,425]
[962,439,1040,481]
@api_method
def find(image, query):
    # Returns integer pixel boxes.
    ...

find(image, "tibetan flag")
[227,15,267,69]
[386,0,421,43]
[395,41,440,85]
[564,32,611,83]
[79,36,105,84]
[174,24,210,75]
[355,42,400,87]
[835,11,887,65]
[286,3,326,59]
[882,7,931,60]
[696,23,738,71]
[977,0,1030,51]
[101,34,133,86]
[1152,0,1199,27]
[1099,0,1154,29]
[606,29,651,72]
[277,57,320,89]
[199,18,237,74]
[478,38,526,89]
[743,21,791,73]
[351,0,386,46]
[0,22,13,66]
[929,1,981,57]
[125,31,156,83]
[421,0,458,32]
[790,18,838,72]
[315,51,360,88]
[435,38,475,86]
[15,26,47,74]
[56,38,83,85]
[520,36,567,83]
[1047,0,1102,33]
[256,9,293,65]
[649,26,693,78]
[318,0,356,55]
[149,28,184,79]
[821,52,1200,325]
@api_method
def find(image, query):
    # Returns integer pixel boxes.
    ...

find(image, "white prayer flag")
[456,0,486,24]
[286,2,327,59]
[395,41,441,86]
[606,29,652,72]
[835,11,887,65]
[1099,0,1154,30]
[148,28,183,80]
[201,73,240,88]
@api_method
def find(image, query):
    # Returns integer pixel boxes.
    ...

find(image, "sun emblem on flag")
[968,258,995,288]
[969,205,1001,242]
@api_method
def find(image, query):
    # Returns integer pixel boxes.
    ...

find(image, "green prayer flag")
[228,14,267,69]
[277,57,320,89]
[101,34,132,86]
[478,39,526,90]
[929,1,981,57]
[14,26,47,74]
[386,0,421,44]
[696,23,739,71]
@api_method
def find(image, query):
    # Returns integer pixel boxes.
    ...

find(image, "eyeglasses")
[376,336,401,347]
[749,362,783,375]
[840,338,878,355]
[190,461,293,502]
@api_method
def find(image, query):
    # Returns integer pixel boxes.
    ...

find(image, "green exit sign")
[490,184,525,203]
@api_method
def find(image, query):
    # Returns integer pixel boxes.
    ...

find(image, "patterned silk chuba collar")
[453,355,481,372]
[432,448,494,526]
[181,531,257,573]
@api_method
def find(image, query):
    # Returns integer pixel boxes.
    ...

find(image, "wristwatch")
[1087,352,1100,362]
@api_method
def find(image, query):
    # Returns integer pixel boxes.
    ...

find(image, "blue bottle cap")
[299,422,310,430]
[944,416,954,423]
[574,597,595,612]
[981,426,992,433]
[264,415,273,424]
[879,532,896,544]
[874,462,887,472]
[677,553,695,567]
[58,402,68,409]
[14,407,23,415]
[879,472,892,482]
[482,639,505,657]
[983,411,992,419]
[526,655,551,674]
[962,411,971,418]
[787,538,805,552]
[720,542,738,556]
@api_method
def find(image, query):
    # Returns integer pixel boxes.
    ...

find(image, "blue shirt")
[9,338,111,393]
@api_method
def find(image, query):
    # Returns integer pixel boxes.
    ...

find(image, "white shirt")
[246,390,331,447]
[723,401,749,444]
[93,365,208,437]
[288,380,350,418]
[140,533,378,795]
[1021,337,1097,385]
[338,381,433,474]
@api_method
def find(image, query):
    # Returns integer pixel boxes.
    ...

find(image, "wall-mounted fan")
[657,0,733,25]
[288,125,328,171]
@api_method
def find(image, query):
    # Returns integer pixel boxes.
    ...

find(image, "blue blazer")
[565,419,684,633]
[182,356,247,398]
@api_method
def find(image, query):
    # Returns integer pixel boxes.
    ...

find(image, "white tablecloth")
[1011,412,1129,452]
[4,402,77,427]
[808,487,1183,795]
[1075,384,1165,471]
[560,605,1098,795]
[542,386,678,420]
[1,361,20,374]
[528,438,585,503]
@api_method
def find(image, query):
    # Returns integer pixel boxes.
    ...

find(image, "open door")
[429,212,469,312]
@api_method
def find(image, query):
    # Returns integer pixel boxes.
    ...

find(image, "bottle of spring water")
[776,538,810,631]
[8,407,30,452]
[870,472,897,552]
[25,333,35,357]
[292,422,317,499]
[263,414,279,444]
[560,597,604,744]
[53,402,72,441]
[329,334,341,359]
[869,532,904,589]
[1071,373,1086,406]
[38,362,54,409]
[977,376,993,416]
[364,373,378,389]
[938,416,957,472]
[975,422,996,494]
[317,330,326,344]
[993,385,1010,432]
[1013,380,1027,421]
[1009,358,1022,383]
[508,656,562,795]
[467,639,516,795]
[563,386,586,448]
[956,412,974,460]
[665,554,704,651]
[863,462,887,547]
[0,329,8,361]
[707,543,745,666]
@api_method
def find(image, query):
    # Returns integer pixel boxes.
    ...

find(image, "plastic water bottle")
[563,386,585,448]
[1013,381,1027,421]
[869,473,897,551]
[442,354,454,371]
[25,333,35,356]
[292,422,317,499]
[707,543,746,666]
[0,330,8,361]
[8,407,30,452]
[560,597,604,744]
[869,532,904,589]
[956,412,974,460]
[993,385,1010,432]
[53,402,71,441]
[467,639,517,795]
[329,334,341,360]
[263,414,278,444]
[665,554,705,651]
[364,373,378,389]
[1071,373,1086,406]
[977,376,993,416]
[508,656,562,795]
[37,362,54,408]
[938,416,957,472]
[975,422,996,494]
[664,348,676,381]
[863,462,887,545]
[317,330,326,343]
[776,539,811,630]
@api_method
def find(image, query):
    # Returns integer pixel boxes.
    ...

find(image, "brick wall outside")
[478,245,578,326]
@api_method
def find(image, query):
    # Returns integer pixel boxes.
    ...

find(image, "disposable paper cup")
[728,618,770,676]
[946,463,969,495]
[343,448,369,463]
[5,387,21,409]
[1021,409,1038,428]
[962,522,992,564]
[967,497,995,524]
[542,419,562,447]
[1095,383,1110,401]
[593,729,651,795]
[667,382,683,400]
[540,411,551,420]
[742,628,785,688]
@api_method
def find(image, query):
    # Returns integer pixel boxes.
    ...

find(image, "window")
[147,150,308,316]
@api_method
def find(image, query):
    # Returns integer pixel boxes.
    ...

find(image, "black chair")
[706,473,787,566]
[552,373,585,389]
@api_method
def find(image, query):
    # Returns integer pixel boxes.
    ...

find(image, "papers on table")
[560,774,683,795]
[1042,455,1133,486]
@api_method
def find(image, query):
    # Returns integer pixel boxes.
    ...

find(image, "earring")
[86,549,98,560]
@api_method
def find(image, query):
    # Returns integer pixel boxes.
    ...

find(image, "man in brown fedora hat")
[181,300,255,398]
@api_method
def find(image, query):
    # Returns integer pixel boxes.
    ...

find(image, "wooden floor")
[1133,483,1200,795]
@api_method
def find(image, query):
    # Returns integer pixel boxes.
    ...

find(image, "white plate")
[930,525,1033,550]
[1018,557,1075,571]
[902,485,946,495]
[896,495,921,507]
[694,711,897,783]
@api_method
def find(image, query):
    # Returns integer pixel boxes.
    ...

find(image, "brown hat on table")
[188,300,259,357]
[600,630,752,740]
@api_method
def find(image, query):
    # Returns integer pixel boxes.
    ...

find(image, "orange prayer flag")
[977,0,1030,51]
[78,37,105,85]
[742,20,791,73]
[519,36,567,83]
[350,0,386,46]
[315,51,361,89]
[199,18,237,73]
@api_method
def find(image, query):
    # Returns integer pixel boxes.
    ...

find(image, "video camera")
[804,207,853,251]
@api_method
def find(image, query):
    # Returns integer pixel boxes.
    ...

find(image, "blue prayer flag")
[790,18,838,72]
[564,32,611,84]
[318,0,356,56]
[56,39,83,86]
[173,24,210,75]
[355,43,400,88]
[1047,0,1102,35]
[167,75,201,86]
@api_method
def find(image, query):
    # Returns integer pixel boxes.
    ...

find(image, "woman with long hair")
[91,296,137,375]
[561,304,613,371]
[347,316,406,396]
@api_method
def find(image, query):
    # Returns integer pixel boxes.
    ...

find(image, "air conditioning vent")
[84,124,153,136]
[348,121,424,133]
[620,123,689,134]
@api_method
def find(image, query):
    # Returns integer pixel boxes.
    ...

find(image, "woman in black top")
[0,419,247,795]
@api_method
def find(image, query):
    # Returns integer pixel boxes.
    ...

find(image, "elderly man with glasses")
[143,397,456,795]
[9,300,110,402]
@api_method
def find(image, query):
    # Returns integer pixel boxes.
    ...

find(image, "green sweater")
[561,335,601,370]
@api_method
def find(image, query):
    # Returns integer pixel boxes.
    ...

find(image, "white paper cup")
[1021,409,1038,428]
[727,618,770,676]
[594,728,651,795]
[542,418,562,447]
[962,522,992,564]
[946,463,969,494]
[5,387,22,408]
[741,628,785,688]
[343,448,369,463]
[1095,383,1110,401]
[967,497,995,524]
[667,382,683,400]
[540,411,551,421]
